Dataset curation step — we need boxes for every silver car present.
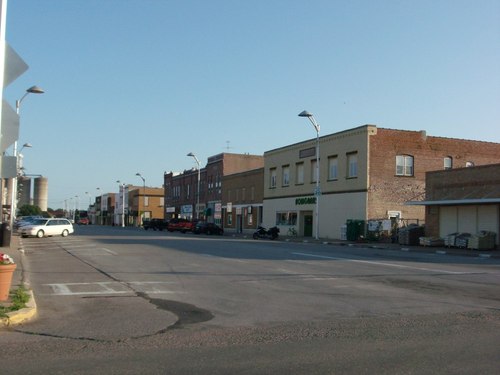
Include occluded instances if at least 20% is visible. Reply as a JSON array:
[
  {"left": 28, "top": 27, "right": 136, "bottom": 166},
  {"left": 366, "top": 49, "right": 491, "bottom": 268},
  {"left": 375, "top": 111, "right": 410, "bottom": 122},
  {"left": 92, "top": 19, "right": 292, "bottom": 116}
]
[{"left": 20, "top": 218, "right": 74, "bottom": 238}]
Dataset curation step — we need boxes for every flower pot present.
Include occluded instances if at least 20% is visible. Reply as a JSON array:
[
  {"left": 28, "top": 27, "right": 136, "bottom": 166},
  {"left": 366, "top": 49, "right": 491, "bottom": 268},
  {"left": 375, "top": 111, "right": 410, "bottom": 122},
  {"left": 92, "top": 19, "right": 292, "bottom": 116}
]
[{"left": 0, "top": 264, "right": 17, "bottom": 301}]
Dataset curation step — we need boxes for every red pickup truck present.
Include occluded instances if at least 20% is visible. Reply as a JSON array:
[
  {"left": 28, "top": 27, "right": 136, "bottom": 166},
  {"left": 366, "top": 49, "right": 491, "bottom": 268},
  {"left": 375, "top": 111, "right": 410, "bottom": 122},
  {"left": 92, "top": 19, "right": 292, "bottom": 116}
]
[{"left": 167, "top": 218, "right": 196, "bottom": 233}]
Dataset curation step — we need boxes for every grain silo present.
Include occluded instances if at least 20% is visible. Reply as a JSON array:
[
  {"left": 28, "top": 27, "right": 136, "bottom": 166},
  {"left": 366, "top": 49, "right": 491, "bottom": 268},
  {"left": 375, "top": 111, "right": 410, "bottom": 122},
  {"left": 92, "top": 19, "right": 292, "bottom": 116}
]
[
  {"left": 17, "top": 176, "right": 31, "bottom": 207},
  {"left": 33, "top": 177, "right": 48, "bottom": 211}
]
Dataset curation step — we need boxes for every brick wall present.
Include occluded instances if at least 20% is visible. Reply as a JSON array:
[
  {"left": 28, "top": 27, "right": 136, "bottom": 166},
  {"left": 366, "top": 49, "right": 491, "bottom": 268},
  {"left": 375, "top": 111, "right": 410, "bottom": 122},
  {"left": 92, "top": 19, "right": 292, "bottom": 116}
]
[
  {"left": 426, "top": 164, "right": 500, "bottom": 200},
  {"left": 368, "top": 129, "right": 500, "bottom": 222}
]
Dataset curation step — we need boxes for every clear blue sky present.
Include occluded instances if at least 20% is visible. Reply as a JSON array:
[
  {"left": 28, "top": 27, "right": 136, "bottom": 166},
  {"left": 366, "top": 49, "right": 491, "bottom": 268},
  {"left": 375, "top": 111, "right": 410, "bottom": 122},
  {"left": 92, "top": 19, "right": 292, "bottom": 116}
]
[{"left": 4, "top": 0, "right": 500, "bottom": 210}]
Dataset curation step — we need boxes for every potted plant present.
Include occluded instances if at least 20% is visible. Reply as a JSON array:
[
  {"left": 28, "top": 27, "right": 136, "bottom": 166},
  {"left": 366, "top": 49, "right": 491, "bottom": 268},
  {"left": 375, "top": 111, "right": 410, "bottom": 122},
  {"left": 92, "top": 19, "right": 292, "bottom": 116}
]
[{"left": 0, "top": 253, "right": 17, "bottom": 301}]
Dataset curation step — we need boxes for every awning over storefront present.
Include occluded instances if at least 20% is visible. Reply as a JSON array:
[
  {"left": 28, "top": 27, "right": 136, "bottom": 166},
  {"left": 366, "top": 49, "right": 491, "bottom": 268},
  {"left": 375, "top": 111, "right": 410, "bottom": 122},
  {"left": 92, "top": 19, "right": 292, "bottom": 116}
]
[{"left": 406, "top": 198, "right": 500, "bottom": 206}]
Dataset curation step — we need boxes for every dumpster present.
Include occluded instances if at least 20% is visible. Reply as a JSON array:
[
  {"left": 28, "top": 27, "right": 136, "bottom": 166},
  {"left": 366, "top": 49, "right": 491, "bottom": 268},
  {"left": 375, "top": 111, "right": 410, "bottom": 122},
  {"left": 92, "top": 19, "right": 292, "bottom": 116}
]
[{"left": 346, "top": 220, "right": 365, "bottom": 241}]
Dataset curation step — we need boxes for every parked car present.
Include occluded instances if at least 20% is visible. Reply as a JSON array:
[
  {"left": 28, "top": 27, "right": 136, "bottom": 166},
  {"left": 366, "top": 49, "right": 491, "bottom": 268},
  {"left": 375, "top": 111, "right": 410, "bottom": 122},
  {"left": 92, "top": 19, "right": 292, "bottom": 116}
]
[
  {"left": 20, "top": 218, "right": 74, "bottom": 238},
  {"left": 193, "top": 221, "right": 224, "bottom": 235},
  {"left": 167, "top": 218, "right": 196, "bottom": 233},
  {"left": 77, "top": 217, "right": 90, "bottom": 225},
  {"left": 14, "top": 216, "right": 43, "bottom": 230},
  {"left": 143, "top": 218, "right": 168, "bottom": 231}
]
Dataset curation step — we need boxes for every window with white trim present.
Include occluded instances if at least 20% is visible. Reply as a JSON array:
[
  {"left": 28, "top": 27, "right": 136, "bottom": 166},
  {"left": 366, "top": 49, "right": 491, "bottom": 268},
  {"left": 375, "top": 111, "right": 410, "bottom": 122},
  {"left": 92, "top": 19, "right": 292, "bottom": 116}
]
[
  {"left": 396, "top": 155, "right": 413, "bottom": 176},
  {"left": 270, "top": 168, "right": 277, "bottom": 188},
  {"left": 282, "top": 165, "right": 290, "bottom": 187},
  {"left": 328, "top": 155, "right": 338, "bottom": 180},
  {"left": 444, "top": 156, "right": 452, "bottom": 170},
  {"left": 311, "top": 159, "right": 318, "bottom": 183},
  {"left": 296, "top": 163, "right": 304, "bottom": 185},
  {"left": 347, "top": 152, "right": 358, "bottom": 178}
]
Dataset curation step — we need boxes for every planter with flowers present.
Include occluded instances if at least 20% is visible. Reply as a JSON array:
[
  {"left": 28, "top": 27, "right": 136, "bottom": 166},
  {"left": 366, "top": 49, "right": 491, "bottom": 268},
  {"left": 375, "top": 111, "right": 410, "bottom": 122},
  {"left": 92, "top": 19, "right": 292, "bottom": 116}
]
[{"left": 0, "top": 253, "right": 16, "bottom": 301}]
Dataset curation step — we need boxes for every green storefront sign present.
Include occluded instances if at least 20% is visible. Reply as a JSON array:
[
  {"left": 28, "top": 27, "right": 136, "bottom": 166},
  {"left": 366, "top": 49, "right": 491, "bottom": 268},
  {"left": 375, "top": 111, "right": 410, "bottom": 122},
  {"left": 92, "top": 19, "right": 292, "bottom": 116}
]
[{"left": 295, "top": 197, "right": 316, "bottom": 205}]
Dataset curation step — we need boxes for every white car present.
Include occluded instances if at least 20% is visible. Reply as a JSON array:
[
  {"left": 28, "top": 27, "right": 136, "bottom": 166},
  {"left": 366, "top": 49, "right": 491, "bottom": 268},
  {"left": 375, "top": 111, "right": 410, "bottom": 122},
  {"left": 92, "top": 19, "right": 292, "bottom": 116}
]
[{"left": 20, "top": 218, "right": 74, "bottom": 238}]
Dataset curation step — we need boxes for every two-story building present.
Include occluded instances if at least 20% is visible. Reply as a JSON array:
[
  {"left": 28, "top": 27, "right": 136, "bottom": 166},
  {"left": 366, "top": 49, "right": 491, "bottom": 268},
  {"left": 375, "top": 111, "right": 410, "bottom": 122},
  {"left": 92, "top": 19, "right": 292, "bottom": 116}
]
[
  {"left": 221, "top": 167, "right": 264, "bottom": 235},
  {"left": 164, "top": 153, "right": 264, "bottom": 225},
  {"left": 263, "top": 125, "right": 500, "bottom": 240},
  {"left": 112, "top": 185, "right": 165, "bottom": 226}
]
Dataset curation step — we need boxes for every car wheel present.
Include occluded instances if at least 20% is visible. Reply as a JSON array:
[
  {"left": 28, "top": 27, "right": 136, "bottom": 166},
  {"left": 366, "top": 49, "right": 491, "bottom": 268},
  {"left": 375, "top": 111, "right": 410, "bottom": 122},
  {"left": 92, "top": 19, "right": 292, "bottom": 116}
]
[
  {"left": 36, "top": 230, "right": 44, "bottom": 238},
  {"left": 62, "top": 229, "right": 69, "bottom": 237}
]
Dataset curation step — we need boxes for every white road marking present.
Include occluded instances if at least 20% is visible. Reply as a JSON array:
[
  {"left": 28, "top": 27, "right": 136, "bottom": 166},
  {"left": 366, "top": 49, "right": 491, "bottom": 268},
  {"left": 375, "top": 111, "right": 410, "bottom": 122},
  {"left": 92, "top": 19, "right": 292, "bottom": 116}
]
[
  {"left": 100, "top": 248, "right": 117, "bottom": 255},
  {"left": 43, "top": 281, "right": 180, "bottom": 296},
  {"left": 291, "top": 252, "right": 473, "bottom": 275}
]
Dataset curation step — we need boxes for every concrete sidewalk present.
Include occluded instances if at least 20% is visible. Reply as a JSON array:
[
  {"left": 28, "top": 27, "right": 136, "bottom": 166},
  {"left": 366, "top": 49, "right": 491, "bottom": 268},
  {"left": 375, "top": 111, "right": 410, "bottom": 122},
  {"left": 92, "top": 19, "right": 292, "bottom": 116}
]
[{"left": 0, "top": 233, "right": 37, "bottom": 328}]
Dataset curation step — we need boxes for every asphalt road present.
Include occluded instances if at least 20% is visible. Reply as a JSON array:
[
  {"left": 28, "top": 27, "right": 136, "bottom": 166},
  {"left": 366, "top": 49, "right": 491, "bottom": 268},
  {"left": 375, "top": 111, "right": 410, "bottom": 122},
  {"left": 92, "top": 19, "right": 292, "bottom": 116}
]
[{"left": 0, "top": 225, "right": 499, "bottom": 374}]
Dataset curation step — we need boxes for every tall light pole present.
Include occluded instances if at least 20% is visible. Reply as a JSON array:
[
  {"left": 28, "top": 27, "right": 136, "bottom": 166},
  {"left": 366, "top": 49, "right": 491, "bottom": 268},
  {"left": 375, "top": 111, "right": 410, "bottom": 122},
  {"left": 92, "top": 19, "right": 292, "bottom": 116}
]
[
  {"left": 74, "top": 195, "right": 79, "bottom": 223},
  {"left": 135, "top": 173, "right": 145, "bottom": 225},
  {"left": 116, "top": 181, "right": 125, "bottom": 227},
  {"left": 187, "top": 152, "right": 201, "bottom": 219},
  {"left": 10, "top": 85, "right": 44, "bottom": 228},
  {"left": 85, "top": 191, "right": 92, "bottom": 206},
  {"left": 96, "top": 187, "right": 101, "bottom": 225},
  {"left": 299, "top": 110, "right": 320, "bottom": 240},
  {"left": 69, "top": 197, "right": 74, "bottom": 222}
]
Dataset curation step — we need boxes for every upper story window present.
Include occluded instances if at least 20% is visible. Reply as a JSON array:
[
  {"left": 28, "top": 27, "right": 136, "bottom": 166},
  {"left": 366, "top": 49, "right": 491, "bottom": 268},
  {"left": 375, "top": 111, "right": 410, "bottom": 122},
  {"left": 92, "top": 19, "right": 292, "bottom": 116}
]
[
  {"left": 311, "top": 159, "right": 318, "bottom": 183},
  {"left": 347, "top": 152, "right": 358, "bottom": 178},
  {"left": 282, "top": 165, "right": 290, "bottom": 187},
  {"left": 270, "top": 168, "right": 277, "bottom": 188},
  {"left": 444, "top": 156, "right": 453, "bottom": 170},
  {"left": 296, "top": 163, "right": 304, "bottom": 185},
  {"left": 328, "top": 155, "right": 338, "bottom": 180},
  {"left": 396, "top": 155, "right": 414, "bottom": 176}
]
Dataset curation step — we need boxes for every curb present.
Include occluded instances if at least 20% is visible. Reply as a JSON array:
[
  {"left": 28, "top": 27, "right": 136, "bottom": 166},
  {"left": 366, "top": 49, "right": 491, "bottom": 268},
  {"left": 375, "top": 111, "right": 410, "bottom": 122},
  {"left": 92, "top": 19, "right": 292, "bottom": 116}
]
[
  {"left": 0, "top": 290, "right": 37, "bottom": 327},
  {"left": 234, "top": 234, "right": 500, "bottom": 259}
]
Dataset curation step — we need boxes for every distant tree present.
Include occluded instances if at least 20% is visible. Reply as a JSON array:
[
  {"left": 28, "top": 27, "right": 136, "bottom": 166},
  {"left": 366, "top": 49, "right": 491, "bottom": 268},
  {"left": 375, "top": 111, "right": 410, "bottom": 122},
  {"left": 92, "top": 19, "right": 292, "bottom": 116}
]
[{"left": 18, "top": 205, "right": 42, "bottom": 216}]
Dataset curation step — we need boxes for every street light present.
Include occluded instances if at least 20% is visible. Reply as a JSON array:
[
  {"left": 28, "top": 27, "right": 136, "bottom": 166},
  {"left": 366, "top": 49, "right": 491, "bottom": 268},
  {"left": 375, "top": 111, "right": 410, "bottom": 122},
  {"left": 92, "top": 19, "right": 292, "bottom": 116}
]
[
  {"left": 74, "top": 195, "right": 79, "bottom": 223},
  {"left": 9, "top": 85, "right": 44, "bottom": 229},
  {"left": 116, "top": 181, "right": 125, "bottom": 227},
  {"left": 96, "top": 187, "right": 101, "bottom": 225},
  {"left": 187, "top": 152, "right": 201, "bottom": 219},
  {"left": 16, "top": 86, "right": 45, "bottom": 114},
  {"left": 135, "top": 173, "right": 146, "bottom": 225},
  {"left": 298, "top": 110, "right": 320, "bottom": 240},
  {"left": 17, "top": 143, "right": 32, "bottom": 174},
  {"left": 85, "top": 191, "right": 92, "bottom": 206}
]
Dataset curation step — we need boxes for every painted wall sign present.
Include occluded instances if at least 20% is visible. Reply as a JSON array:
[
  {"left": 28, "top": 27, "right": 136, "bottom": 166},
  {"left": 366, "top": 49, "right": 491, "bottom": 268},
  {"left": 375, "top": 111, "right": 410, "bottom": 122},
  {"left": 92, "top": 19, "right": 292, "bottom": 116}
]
[{"left": 295, "top": 197, "right": 316, "bottom": 205}]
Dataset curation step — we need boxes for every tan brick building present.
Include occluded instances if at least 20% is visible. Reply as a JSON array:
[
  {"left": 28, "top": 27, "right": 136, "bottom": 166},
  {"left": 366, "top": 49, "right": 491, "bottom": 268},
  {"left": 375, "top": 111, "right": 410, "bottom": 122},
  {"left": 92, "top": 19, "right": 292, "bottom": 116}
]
[
  {"left": 127, "top": 186, "right": 165, "bottom": 226},
  {"left": 263, "top": 125, "right": 500, "bottom": 240}
]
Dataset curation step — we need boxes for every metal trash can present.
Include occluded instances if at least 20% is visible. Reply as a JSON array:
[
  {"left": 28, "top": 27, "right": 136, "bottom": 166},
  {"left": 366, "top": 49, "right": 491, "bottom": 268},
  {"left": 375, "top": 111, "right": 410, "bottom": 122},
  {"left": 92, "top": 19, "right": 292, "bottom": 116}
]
[{"left": 1, "top": 222, "right": 12, "bottom": 247}]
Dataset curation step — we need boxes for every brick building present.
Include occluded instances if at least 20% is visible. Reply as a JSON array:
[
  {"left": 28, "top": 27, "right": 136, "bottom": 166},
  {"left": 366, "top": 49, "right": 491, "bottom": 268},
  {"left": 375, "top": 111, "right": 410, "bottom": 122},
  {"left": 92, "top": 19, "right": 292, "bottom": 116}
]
[
  {"left": 164, "top": 153, "right": 264, "bottom": 225},
  {"left": 222, "top": 167, "right": 264, "bottom": 234},
  {"left": 263, "top": 125, "right": 500, "bottom": 240},
  {"left": 409, "top": 164, "right": 500, "bottom": 246}
]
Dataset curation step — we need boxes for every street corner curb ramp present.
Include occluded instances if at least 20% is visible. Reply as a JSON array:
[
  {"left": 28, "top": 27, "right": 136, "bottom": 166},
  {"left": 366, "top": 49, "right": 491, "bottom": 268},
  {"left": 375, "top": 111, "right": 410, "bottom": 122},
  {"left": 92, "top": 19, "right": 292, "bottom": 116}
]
[{"left": 0, "top": 290, "right": 37, "bottom": 327}]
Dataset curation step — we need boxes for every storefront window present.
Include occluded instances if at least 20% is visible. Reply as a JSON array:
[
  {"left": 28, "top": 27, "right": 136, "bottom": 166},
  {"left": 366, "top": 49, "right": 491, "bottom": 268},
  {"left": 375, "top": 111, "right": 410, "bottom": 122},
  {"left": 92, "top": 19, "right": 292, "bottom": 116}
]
[{"left": 275, "top": 212, "right": 297, "bottom": 226}]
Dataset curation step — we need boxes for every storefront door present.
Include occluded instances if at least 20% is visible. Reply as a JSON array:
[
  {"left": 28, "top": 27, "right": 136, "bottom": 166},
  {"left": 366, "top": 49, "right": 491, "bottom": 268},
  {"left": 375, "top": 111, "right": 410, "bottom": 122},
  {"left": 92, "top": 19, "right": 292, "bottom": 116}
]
[{"left": 304, "top": 215, "right": 313, "bottom": 237}]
